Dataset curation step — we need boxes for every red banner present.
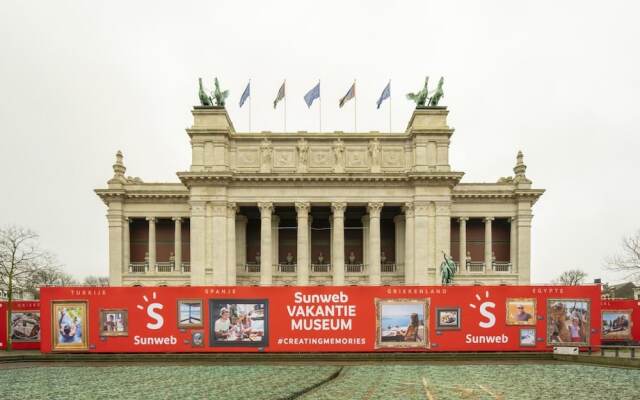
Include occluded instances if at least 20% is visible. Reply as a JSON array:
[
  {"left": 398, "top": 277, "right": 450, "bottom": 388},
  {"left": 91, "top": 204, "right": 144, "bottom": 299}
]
[
  {"left": 0, "top": 300, "right": 41, "bottom": 350},
  {"left": 39, "top": 286, "right": 601, "bottom": 353}
]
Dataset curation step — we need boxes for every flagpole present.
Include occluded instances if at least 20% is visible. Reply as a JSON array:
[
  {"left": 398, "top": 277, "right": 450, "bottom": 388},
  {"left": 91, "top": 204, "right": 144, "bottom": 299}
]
[
  {"left": 319, "top": 80, "right": 322, "bottom": 133},
  {"left": 389, "top": 79, "right": 392, "bottom": 133},
  {"left": 248, "top": 79, "right": 252, "bottom": 133},
  {"left": 354, "top": 79, "right": 357, "bottom": 132}
]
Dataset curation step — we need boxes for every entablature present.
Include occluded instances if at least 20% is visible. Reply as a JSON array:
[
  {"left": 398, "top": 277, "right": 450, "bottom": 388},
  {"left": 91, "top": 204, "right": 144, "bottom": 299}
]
[
  {"left": 95, "top": 183, "right": 188, "bottom": 205},
  {"left": 176, "top": 171, "right": 464, "bottom": 188},
  {"left": 452, "top": 183, "right": 545, "bottom": 204}
]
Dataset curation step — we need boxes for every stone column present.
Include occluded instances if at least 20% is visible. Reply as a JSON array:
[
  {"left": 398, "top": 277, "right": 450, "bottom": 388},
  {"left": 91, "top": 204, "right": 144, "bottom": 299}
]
[
  {"left": 107, "top": 204, "right": 123, "bottom": 286},
  {"left": 205, "top": 204, "right": 213, "bottom": 283},
  {"left": 361, "top": 215, "right": 369, "bottom": 268},
  {"left": 484, "top": 217, "right": 494, "bottom": 272},
  {"left": 236, "top": 215, "right": 248, "bottom": 276},
  {"left": 190, "top": 201, "right": 206, "bottom": 285},
  {"left": 368, "top": 202, "right": 383, "bottom": 285},
  {"left": 426, "top": 203, "right": 436, "bottom": 283},
  {"left": 147, "top": 217, "right": 156, "bottom": 272},
  {"left": 296, "top": 202, "right": 310, "bottom": 285},
  {"left": 123, "top": 217, "right": 130, "bottom": 274},
  {"left": 258, "top": 202, "right": 273, "bottom": 285},
  {"left": 517, "top": 211, "right": 532, "bottom": 283},
  {"left": 394, "top": 214, "right": 405, "bottom": 277},
  {"left": 173, "top": 217, "right": 182, "bottom": 272},
  {"left": 459, "top": 217, "right": 468, "bottom": 273},
  {"left": 403, "top": 203, "right": 414, "bottom": 285},
  {"left": 329, "top": 219, "right": 333, "bottom": 269},
  {"left": 272, "top": 215, "right": 280, "bottom": 271},
  {"left": 413, "top": 202, "right": 429, "bottom": 284},
  {"left": 510, "top": 217, "right": 517, "bottom": 273},
  {"left": 211, "top": 203, "right": 228, "bottom": 284},
  {"left": 331, "top": 202, "right": 347, "bottom": 285},
  {"left": 226, "top": 203, "right": 237, "bottom": 285},
  {"left": 435, "top": 202, "right": 451, "bottom": 282},
  {"left": 308, "top": 216, "right": 313, "bottom": 265}
]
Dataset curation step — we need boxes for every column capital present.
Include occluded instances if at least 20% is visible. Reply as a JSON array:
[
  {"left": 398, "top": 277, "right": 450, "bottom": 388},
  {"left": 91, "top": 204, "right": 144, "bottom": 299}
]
[
  {"left": 413, "top": 201, "right": 432, "bottom": 216},
  {"left": 458, "top": 217, "right": 469, "bottom": 222},
  {"left": 236, "top": 214, "right": 248, "bottom": 223},
  {"left": 393, "top": 214, "right": 404, "bottom": 224},
  {"left": 484, "top": 216, "right": 495, "bottom": 222},
  {"left": 402, "top": 202, "right": 415, "bottom": 218},
  {"left": 434, "top": 201, "right": 451, "bottom": 216},
  {"left": 172, "top": 217, "right": 182, "bottom": 222},
  {"left": 367, "top": 202, "right": 384, "bottom": 217},
  {"left": 295, "top": 201, "right": 310, "bottom": 215},
  {"left": 145, "top": 216, "right": 156, "bottom": 222},
  {"left": 189, "top": 201, "right": 206, "bottom": 216},
  {"left": 227, "top": 202, "right": 238, "bottom": 217},
  {"left": 210, "top": 203, "right": 228, "bottom": 217},
  {"left": 331, "top": 202, "right": 347, "bottom": 215},
  {"left": 258, "top": 202, "right": 274, "bottom": 216}
]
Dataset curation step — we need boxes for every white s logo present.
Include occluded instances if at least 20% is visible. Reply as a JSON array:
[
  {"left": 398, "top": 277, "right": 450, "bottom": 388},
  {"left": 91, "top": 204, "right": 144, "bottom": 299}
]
[
  {"left": 137, "top": 292, "right": 165, "bottom": 330},
  {"left": 479, "top": 301, "right": 496, "bottom": 328},
  {"left": 146, "top": 303, "right": 164, "bottom": 330}
]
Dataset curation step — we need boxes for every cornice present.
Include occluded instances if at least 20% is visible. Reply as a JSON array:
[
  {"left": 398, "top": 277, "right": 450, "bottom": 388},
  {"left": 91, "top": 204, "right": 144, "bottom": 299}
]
[
  {"left": 176, "top": 171, "right": 464, "bottom": 187},
  {"left": 452, "top": 187, "right": 545, "bottom": 204},
  {"left": 95, "top": 188, "right": 189, "bottom": 204}
]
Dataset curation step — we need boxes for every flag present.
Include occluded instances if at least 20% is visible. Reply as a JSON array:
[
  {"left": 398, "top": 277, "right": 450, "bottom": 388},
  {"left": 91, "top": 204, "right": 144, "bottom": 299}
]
[
  {"left": 239, "top": 81, "right": 250, "bottom": 108},
  {"left": 376, "top": 81, "right": 391, "bottom": 109},
  {"left": 304, "top": 82, "right": 320, "bottom": 108},
  {"left": 339, "top": 82, "right": 356, "bottom": 108},
  {"left": 273, "top": 81, "right": 285, "bottom": 109}
]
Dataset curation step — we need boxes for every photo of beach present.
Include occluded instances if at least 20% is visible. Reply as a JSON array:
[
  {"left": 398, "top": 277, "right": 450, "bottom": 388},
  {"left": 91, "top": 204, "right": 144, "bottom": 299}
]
[{"left": 375, "top": 299, "right": 429, "bottom": 349}]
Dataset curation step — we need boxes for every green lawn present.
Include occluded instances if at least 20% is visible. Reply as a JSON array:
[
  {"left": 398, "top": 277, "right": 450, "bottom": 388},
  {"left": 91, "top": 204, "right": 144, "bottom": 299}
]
[
  {"left": 303, "top": 364, "right": 640, "bottom": 399},
  {"left": 0, "top": 365, "right": 339, "bottom": 400},
  {"left": 1, "top": 363, "right": 639, "bottom": 399}
]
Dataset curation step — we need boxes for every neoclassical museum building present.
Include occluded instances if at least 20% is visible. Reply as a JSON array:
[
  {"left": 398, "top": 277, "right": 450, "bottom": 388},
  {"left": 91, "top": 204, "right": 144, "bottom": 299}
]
[{"left": 96, "top": 106, "right": 544, "bottom": 287}]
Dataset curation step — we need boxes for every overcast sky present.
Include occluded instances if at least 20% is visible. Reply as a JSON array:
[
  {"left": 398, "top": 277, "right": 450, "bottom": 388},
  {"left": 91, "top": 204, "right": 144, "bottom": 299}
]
[{"left": 1, "top": 1, "right": 638, "bottom": 284}]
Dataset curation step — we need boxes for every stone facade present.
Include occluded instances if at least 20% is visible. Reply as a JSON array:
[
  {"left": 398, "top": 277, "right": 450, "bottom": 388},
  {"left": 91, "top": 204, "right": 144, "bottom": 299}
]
[{"left": 96, "top": 106, "right": 544, "bottom": 287}]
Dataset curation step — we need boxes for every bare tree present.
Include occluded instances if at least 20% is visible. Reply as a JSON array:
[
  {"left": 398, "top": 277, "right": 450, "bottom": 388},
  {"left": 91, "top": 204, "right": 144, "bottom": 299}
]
[
  {"left": 0, "top": 226, "right": 58, "bottom": 351},
  {"left": 27, "top": 265, "right": 78, "bottom": 297},
  {"left": 83, "top": 276, "right": 109, "bottom": 287},
  {"left": 605, "top": 229, "right": 640, "bottom": 283},
  {"left": 553, "top": 269, "right": 588, "bottom": 286}
]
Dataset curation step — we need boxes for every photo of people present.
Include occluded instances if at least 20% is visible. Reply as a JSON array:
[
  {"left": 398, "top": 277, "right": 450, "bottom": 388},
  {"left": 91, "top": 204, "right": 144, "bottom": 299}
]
[
  {"left": 602, "top": 310, "right": 632, "bottom": 341},
  {"left": 52, "top": 301, "right": 88, "bottom": 351},
  {"left": 520, "top": 328, "right": 536, "bottom": 347},
  {"left": 506, "top": 298, "right": 536, "bottom": 325},
  {"left": 209, "top": 300, "right": 268, "bottom": 347},
  {"left": 375, "top": 298, "right": 429, "bottom": 349},
  {"left": 436, "top": 307, "right": 460, "bottom": 330},
  {"left": 178, "top": 299, "right": 203, "bottom": 328},
  {"left": 547, "top": 299, "right": 590, "bottom": 346},
  {"left": 191, "top": 331, "right": 204, "bottom": 347},
  {"left": 99, "top": 309, "right": 128, "bottom": 336},
  {"left": 10, "top": 312, "right": 40, "bottom": 342}
]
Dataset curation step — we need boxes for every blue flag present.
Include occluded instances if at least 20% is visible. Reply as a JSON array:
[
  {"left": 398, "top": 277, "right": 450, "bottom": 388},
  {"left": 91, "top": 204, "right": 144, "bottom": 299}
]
[
  {"left": 376, "top": 81, "right": 391, "bottom": 109},
  {"left": 239, "top": 81, "right": 250, "bottom": 108},
  {"left": 304, "top": 82, "right": 320, "bottom": 108}
]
